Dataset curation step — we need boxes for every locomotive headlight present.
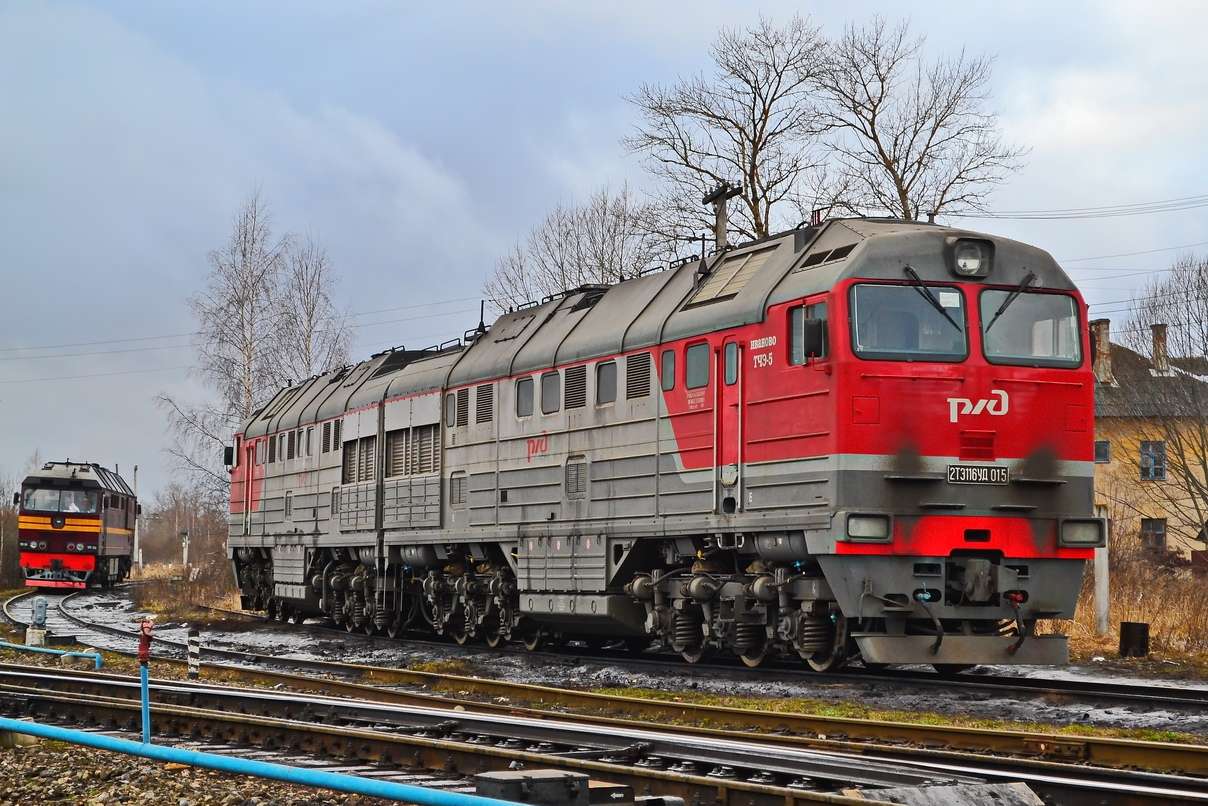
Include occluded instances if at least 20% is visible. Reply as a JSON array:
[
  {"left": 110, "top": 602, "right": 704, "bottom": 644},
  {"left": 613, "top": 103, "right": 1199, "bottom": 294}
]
[
  {"left": 1060, "top": 519, "right": 1106, "bottom": 547},
  {"left": 948, "top": 238, "right": 993, "bottom": 278},
  {"left": 847, "top": 513, "right": 891, "bottom": 541}
]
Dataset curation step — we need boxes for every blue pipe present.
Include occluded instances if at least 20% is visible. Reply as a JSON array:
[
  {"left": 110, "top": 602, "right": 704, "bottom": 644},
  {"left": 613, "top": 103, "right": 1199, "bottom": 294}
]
[
  {"left": 0, "top": 641, "right": 102, "bottom": 670},
  {"left": 0, "top": 717, "right": 527, "bottom": 806},
  {"left": 139, "top": 664, "right": 150, "bottom": 744}
]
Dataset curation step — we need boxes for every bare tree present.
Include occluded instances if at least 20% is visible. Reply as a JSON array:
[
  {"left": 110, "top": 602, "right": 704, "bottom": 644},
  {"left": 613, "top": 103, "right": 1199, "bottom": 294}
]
[
  {"left": 276, "top": 236, "right": 351, "bottom": 383},
  {"left": 483, "top": 185, "right": 673, "bottom": 312},
  {"left": 626, "top": 15, "right": 831, "bottom": 243},
  {"left": 1104, "top": 255, "right": 1208, "bottom": 554},
  {"left": 817, "top": 17, "right": 1024, "bottom": 221},
  {"left": 159, "top": 193, "right": 350, "bottom": 503}
]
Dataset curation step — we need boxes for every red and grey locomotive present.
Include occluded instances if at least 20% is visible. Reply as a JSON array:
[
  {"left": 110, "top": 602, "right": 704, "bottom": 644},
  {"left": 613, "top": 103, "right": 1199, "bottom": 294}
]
[
  {"left": 227, "top": 217, "right": 1104, "bottom": 670},
  {"left": 16, "top": 461, "right": 137, "bottom": 589}
]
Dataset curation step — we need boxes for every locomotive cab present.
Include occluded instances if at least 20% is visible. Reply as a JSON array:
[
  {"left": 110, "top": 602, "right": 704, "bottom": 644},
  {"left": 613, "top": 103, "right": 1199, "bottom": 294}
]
[{"left": 16, "top": 462, "right": 136, "bottom": 589}]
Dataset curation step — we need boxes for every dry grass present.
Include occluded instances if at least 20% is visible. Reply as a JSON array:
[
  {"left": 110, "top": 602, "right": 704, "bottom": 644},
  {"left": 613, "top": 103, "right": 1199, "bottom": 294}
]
[{"left": 1044, "top": 531, "right": 1208, "bottom": 671}]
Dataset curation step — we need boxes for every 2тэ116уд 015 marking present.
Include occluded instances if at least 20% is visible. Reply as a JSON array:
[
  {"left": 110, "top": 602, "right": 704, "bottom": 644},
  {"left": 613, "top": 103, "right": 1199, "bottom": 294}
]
[{"left": 225, "top": 216, "right": 1105, "bottom": 673}]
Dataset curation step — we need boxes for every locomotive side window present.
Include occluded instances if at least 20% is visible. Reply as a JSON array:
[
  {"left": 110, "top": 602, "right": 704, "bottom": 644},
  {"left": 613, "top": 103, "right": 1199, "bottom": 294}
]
[
  {"left": 306, "top": 427, "right": 313, "bottom": 457},
  {"left": 788, "top": 302, "right": 828, "bottom": 365},
  {"left": 723, "top": 342, "right": 738, "bottom": 385},
  {"left": 287, "top": 431, "right": 296, "bottom": 460},
  {"left": 268, "top": 436, "right": 277, "bottom": 464},
  {"left": 850, "top": 284, "right": 967, "bottom": 362},
  {"left": 516, "top": 377, "right": 534, "bottom": 417},
  {"left": 596, "top": 361, "right": 617, "bottom": 405},
  {"left": 661, "top": 350, "right": 676, "bottom": 391},
  {"left": 541, "top": 371, "right": 561, "bottom": 414},
  {"left": 445, "top": 393, "right": 457, "bottom": 427},
  {"left": 979, "top": 290, "right": 1081, "bottom": 368},
  {"left": 687, "top": 343, "right": 710, "bottom": 389}
]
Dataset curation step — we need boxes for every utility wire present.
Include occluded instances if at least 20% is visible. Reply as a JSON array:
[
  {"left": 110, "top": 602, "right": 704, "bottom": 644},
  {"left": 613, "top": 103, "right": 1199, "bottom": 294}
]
[{"left": 0, "top": 365, "right": 194, "bottom": 385}]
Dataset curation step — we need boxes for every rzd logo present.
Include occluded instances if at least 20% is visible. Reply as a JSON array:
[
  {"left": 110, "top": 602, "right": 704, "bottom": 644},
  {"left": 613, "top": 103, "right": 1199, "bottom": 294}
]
[{"left": 946, "top": 389, "right": 1008, "bottom": 423}]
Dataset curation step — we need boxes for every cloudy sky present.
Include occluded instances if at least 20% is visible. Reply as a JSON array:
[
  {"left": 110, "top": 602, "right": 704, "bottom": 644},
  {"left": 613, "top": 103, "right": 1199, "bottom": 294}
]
[{"left": 1, "top": 1, "right": 1205, "bottom": 496}]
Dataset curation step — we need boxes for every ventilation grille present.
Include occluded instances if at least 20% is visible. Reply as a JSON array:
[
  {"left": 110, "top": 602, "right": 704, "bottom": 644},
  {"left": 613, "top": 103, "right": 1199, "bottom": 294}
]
[
  {"left": 476, "top": 384, "right": 494, "bottom": 423},
  {"left": 412, "top": 424, "right": 440, "bottom": 475},
  {"left": 565, "top": 365, "right": 587, "bottom": 409},
  {"left": 322, "top": 422, "right": 332, "bottom": 454},
  {"left": 626, "top": 353, "right": 651, "bottom": 399},
  {"left": 386, "top": 429, "right": 409, "bottom": 477},
  {"left": 688, "top": 246, "right": 777, "bottom": 305},
  {"left": 332, "top": 420, "right": 342, "bottom": 451},
  {"left": 959, "top": 430, "right": 996, "bottom": 461},
  {"left": 799, "top": 243, "right": 857, "bottom": 270},
  {"left": 456, "top": 388, "right": 470, "bottom": 427},
  {"left": 450, "top": 473, "right": 467, "bottom": 507},
  {"left": 566, "top": 458, "right": 587, "bottom": 499}
]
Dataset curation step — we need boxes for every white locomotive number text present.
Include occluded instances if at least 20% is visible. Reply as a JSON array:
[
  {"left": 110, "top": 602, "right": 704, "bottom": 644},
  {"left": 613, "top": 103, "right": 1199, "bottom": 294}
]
[{"left": 752, "top": 352, "right": 774, "bottom": 369}]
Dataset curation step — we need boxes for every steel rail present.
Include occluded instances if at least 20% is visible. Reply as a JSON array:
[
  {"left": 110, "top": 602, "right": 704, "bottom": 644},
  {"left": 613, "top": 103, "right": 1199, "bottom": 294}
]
[
  {"left": 197, "top": 599, "right": 1208, "bottom": 711},
  {"left": 0, "top": 680, "right": 896, "bottom": 806},
  {"left": 8, "top": 591, "right": 1208, "bottom": 777},
  {"left": 1, "top": 667, "right": 1205, "bottom": 804}
]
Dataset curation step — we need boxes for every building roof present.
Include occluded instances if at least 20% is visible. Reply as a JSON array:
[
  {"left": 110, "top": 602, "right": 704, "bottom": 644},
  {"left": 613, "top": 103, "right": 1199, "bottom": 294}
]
[{"left": 1096, "top": 342, "right": 1208, "bottom": 418}]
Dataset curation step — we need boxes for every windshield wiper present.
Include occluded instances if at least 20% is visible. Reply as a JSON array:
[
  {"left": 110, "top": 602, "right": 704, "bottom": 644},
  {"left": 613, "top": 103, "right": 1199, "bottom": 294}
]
[
  {"left": 903, "top": 265, "right": 962, "bottom": 332},
  {"left": 984, "top": 271, "right": 1037, "bottom": 332}
]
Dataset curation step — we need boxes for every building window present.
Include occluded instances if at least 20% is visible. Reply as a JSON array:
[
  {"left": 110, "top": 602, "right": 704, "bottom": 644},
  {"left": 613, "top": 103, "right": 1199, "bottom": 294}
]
[
  {"left": 1140, "top": 440, "right": 1166, "bottom": 481},
  {"left": 516, "top": 377, "right": 534, "bottom": 417},
  {"left": 686, "top": 343, "right": 710, "bottom": 389},
  {"left": 1094, "top": 440, "right": 1111, "bottom": 464},
  {"left": 1140, "top": 518, "right": 1167, "bottom": 550},
  {"left": 661, "top": 349, "right": 676, "bottom": 391},
  {"left": 596, "top": 361, "right": 616, "bottom": 405}
]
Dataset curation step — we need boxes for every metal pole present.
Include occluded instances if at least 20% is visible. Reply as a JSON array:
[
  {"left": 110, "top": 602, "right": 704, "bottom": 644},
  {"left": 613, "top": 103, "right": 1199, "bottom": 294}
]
[
  {"left": 138, "top": 619, "right": 153, "bottom": 743},
  {"left": 1094, "top": 545, "right": 1110, "bottom": 637},
  {"left": 132, "top": 464, "right": 140, "bottom": 574}
]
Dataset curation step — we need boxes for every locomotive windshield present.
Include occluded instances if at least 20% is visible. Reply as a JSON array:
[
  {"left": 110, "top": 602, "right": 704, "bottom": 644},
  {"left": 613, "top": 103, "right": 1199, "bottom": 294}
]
[
  {"left": 979, "top": 290, "right": 1081, "bottom": 367},
  {"left": 850, "top": 283, "right": 967, "bottom": 361},
  {"left": 21, "top": 488, "right": 98, "bottom": 514}
]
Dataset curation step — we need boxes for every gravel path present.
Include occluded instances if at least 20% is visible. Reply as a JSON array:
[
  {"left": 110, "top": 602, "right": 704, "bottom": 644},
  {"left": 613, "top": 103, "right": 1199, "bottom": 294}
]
[{"left": 0, "top": 739, "right": 394, "bottom": 806}]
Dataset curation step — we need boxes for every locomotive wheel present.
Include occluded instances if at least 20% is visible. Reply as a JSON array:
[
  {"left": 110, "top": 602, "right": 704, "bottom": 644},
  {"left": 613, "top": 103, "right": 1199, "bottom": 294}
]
[
  {"left": 450, "top": 628, "right": 470, "bottom": 646},
  {"left": 291, "top": 609, "right": 307, "bottom": 625},
  {"left": 362, "top": 620, "right": 377, "bottom": 636},
  {"left": 276, "top": 603, "right": 292, "bottom": 623},
  {"left": 522, "top": 628, "right": 545, "bottom": 652},
  {"left": 738, "top": 644, "right": 770, "bottom": 668},
  {"left": 803, "top": 614, "right": 849, "bottom": 673},
  {"left": 385, "top": 618, "right": 404, "bottom": 639},
  {"left": 266, "top": 598, "right": 280, "bottom": 621},
  {"left": 484, "top": 627, "right": 507, "bottom": 649},
  {"left": 344, "top": 618, "right": 358, "bottom": 634},
  {"left": 680, "top": 645, "right": 707, "bottom": 664}
]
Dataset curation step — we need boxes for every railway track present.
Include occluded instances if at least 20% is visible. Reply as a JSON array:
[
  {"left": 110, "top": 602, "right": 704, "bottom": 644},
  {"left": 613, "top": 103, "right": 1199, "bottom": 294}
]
[
  {"left": 194, "top": 597, "right": 1208, "bottom": 713},
  {"left": 1, "top": 664, "right": 1206, "bottom": 804},
  {"left": 4, "top": 589, "right": 1208, "bottom": 783},
  {"left": 15, "top": 588, "right": 1208, "bottom": 716}
]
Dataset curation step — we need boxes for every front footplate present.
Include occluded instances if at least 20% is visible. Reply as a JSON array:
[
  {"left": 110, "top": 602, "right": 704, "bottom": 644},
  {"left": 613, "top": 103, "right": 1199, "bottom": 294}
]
[{"left": 853, "top": 634, "right": 1068, "bottom": 665}]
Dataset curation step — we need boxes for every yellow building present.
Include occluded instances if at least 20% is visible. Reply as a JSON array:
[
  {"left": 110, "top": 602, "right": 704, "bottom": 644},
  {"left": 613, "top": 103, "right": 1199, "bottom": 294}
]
[{"left": 1091, "top": 319, "right": 1208, "bottom": 566}]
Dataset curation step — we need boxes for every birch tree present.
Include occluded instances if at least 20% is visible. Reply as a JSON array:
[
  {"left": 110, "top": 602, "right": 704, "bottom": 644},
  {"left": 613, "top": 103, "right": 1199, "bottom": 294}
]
[{"left": 160, "top": 193, "right": 350, "bottom": 502}]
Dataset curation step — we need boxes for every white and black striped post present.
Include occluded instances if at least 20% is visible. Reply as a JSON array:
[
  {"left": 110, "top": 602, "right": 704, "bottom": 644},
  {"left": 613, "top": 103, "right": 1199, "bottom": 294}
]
[{"left": 186, "top": 629, "right": 200, "bottom": 679}]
